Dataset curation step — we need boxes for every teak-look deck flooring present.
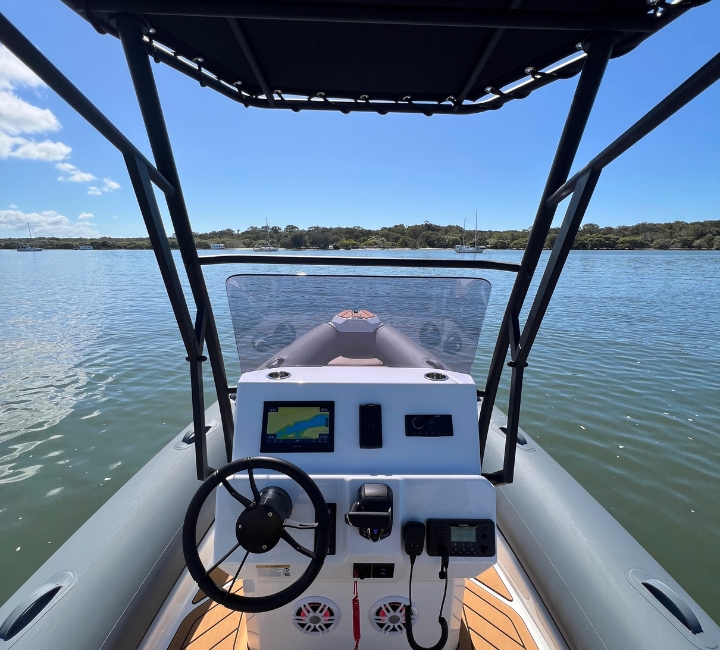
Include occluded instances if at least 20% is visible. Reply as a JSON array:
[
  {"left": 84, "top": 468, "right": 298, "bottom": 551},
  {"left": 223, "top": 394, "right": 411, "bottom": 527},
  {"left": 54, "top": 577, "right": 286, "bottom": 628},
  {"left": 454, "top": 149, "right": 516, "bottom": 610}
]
[{"left": 168, "top": 567, "right": 538, "bottom": 650}]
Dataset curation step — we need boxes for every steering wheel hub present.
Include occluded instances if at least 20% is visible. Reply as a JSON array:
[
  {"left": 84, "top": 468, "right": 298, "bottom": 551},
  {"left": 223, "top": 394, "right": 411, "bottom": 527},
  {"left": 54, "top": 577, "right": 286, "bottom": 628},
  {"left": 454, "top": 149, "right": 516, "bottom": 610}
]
[{"left": 236, "top": 504, "right": 283, "bottom": 553}]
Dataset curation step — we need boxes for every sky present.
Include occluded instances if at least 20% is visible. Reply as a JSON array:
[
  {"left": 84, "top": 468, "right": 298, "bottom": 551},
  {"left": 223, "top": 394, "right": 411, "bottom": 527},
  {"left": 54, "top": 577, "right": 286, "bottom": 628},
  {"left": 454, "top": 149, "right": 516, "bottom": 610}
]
[{"left": 0, "top": 1, "right": 718, "bottom": 238}]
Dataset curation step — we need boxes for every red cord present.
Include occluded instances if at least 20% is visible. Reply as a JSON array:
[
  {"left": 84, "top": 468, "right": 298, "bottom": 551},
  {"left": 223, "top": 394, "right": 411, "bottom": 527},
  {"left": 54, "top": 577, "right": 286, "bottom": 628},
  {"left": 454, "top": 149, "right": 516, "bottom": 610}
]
[{"left": 352, "top": 579, "right": 361, "bottom": 650}]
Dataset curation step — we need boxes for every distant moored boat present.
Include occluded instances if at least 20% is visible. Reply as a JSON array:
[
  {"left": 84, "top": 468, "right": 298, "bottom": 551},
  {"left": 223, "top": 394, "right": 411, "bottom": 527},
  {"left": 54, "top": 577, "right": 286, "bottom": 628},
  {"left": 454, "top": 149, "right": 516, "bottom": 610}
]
[
  {"left": 455, "top": 209, "right": 486, "bottom": 253},
  {"left": 16, "top": 223, "right": 43, "bottom": 252}
]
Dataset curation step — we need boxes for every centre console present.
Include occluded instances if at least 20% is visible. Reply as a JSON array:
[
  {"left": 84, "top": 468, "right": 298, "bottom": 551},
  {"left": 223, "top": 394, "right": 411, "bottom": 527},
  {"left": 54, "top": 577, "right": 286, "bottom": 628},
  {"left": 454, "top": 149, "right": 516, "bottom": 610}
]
[{"left": 214, "top": 366, "right": 496, "bottom": 650}]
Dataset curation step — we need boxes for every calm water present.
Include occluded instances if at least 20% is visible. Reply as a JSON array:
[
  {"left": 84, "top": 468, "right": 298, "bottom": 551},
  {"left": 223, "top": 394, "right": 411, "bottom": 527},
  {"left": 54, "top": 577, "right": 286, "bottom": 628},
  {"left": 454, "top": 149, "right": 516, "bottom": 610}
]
[{"left": 1, "top": 248, "right": 719, "bottom": 621}]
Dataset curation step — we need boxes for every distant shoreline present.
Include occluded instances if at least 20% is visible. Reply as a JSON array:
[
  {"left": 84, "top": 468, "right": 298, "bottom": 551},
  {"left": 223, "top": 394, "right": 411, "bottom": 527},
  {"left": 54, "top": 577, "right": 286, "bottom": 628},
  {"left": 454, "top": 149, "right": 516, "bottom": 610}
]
[
  {"left": 3, "top": 218, "right": 719, "bottom": 251},
  {"left": 3, "top": 245, "right": 719, "bottom": 253}
]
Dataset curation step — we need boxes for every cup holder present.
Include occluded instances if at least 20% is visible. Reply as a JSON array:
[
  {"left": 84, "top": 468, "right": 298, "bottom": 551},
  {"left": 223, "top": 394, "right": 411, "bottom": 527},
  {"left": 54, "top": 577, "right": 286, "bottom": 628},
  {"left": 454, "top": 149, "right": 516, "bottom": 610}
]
[{"left": 424, "top": 372, "right": 448, "bottom": 381}]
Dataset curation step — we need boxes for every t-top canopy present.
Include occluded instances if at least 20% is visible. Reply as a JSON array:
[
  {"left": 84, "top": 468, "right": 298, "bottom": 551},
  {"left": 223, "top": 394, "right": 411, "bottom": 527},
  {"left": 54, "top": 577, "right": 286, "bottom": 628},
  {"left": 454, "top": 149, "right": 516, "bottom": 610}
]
[{"left": 67, "top": 0, "right": 696, "bottom": 115}]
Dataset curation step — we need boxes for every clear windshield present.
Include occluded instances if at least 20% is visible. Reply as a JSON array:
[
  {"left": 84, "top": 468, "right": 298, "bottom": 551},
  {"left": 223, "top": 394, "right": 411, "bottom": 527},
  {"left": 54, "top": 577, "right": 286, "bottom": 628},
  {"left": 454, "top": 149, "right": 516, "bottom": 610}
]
[{"left": 225, "top": 275, "right": 491, "bottom": 374}]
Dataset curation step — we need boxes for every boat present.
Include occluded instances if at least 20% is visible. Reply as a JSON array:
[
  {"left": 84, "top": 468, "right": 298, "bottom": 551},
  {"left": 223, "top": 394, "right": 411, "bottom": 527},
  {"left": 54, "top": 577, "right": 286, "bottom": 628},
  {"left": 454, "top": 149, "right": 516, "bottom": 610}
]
[
  {"left": 1, "top": 4, "right": 719, "bottom": 650},
  {"left": 254, "top": 220, "right": 279, "bottom": 252},
  {"left": 210, "top": 243, "right": 226, "bottom": 250},
  {"left": 454, "top": 211, "right": 486, "bottom": 254},
  {"left": 15, "top": 223, "right": 43, "bottom": 252},
  {"left": 74, "top": 245, "right": 93, "bottom": 250}
]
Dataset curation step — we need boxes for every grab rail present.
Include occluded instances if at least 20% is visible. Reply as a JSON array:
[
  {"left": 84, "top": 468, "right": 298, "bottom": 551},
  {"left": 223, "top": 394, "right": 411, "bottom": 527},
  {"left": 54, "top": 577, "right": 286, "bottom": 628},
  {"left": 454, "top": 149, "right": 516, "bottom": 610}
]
[{"left": 642, "top": 579, "right": 703, "bottom": 635}]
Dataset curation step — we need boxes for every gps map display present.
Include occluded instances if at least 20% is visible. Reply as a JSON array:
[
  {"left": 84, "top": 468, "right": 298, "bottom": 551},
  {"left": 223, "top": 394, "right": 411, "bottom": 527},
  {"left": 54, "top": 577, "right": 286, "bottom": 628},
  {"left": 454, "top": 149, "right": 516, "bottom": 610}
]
[{"left": 261, "top": 402, "right": 334, "bottom": 452}]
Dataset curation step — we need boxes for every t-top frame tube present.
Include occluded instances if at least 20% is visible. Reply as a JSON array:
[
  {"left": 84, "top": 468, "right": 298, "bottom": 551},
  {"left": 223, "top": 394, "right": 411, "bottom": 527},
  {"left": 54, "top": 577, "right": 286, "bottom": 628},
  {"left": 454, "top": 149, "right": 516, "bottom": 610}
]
[{"left": 478, "top": 33, "right": 618, "bottom": 485}]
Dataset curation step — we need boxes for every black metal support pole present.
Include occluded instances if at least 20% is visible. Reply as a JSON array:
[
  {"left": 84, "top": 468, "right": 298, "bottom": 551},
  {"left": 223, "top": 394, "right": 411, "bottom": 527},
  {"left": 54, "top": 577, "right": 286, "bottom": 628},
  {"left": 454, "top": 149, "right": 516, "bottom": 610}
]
[
  {"left": 484, "top": 169, "right": 601, "bottom": 485},
  {"left": 548, "top": 50, "right": 720, "bottom": 206},
  {"left": 124, "top": 153, "right": 213, "bottom": 480},
  {"left": 124, "top": 153, "right": 198, "bottom": 358},
  {"left": 517, "top": 169, "right": 602, "bottom": 364},
  {"left": 189, "top": 352, "right": 211, "bottom": 480},
  {"left": 479, "top": 33, "right": 618, "bottom": 474},
  {"left": 228, "top": 18, "right": 275, "bottom": 106},
  {"left": 454, "top": 0, "right": 523, "bottom": 110},
  {"left": 116, "top": 15, "right": 235, "bottom": 465}
]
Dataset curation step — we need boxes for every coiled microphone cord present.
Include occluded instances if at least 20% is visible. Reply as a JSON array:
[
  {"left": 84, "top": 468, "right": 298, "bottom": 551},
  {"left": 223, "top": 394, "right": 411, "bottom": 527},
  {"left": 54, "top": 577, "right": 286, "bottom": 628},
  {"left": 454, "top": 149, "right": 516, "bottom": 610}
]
[{"left": 404, "top": 551, "right": 449, "bottom": 650}]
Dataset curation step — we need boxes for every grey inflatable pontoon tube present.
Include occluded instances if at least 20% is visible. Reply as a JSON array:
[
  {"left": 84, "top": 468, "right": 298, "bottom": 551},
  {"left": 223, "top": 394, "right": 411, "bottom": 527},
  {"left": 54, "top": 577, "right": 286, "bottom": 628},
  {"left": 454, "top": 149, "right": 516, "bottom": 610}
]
[
  {"left": 484, "top": 405, "right": 720, "bottom": 650},
  {"left": 0, "top": 403, "right": 227, "bottom": 650}
]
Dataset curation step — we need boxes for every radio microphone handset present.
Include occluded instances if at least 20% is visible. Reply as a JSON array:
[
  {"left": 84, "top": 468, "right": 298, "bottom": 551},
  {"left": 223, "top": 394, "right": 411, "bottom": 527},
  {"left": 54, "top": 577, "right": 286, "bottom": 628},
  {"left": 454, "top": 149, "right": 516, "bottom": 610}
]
[{"left": 402, "top": 521, "right": 449, "bottom": 650}]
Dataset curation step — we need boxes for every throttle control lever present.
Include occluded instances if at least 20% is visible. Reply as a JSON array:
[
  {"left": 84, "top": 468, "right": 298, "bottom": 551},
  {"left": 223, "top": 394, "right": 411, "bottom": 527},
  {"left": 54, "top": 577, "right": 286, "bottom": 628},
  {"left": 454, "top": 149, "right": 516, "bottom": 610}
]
[{"left": 345, "top": 483, "right": 393, "bottom": 542}]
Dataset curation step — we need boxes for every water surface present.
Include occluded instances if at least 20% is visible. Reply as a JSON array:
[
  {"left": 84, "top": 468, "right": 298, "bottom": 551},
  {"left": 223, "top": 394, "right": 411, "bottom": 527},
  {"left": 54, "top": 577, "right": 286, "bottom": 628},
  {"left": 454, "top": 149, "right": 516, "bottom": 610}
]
[{"left": 1, "top": 248, "right": 718, "bottom": 621}]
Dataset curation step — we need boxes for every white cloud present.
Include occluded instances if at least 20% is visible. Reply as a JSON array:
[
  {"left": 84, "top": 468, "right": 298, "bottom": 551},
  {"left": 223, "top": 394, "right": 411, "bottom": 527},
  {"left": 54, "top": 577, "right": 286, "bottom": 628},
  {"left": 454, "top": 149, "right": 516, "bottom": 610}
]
[
  {"left": 8, "top": 203, "right": 17, "bottom": 208},
  {"left": 0, "top": 46, "right": 70, "bottom": 165},
  {"left": 56, "top": 162, "right": 96, "bottom": 182},
  {"left": 0, "top": 47, "right": 117, "bottom": 200},
  {"left": 87, "top": 178, "right": 120, "bottom": 195},
  {"left": 0, "top": 46, "right": 45, "bottom": 90},
  {"left": 102, "top": 178, "right": 120, "bottom": 192},
  {"left": 77, "top": 212, "right": 94, "bottom": 220},
  {"left": 0, "top": 208, "right": 100, "bottom": 237},
  {"left": 0, "top": 132, "right": 71, "bottom": 161},
  {"left": 0, "top": 89, "right": 60, "bottom": 135}
]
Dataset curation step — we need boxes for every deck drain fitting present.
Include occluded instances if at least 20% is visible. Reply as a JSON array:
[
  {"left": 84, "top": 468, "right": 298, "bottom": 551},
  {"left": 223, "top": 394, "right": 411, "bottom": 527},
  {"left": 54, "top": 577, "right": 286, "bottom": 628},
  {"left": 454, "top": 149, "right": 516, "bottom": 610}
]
[
  {"left": 424, "top": 372, "right": 448, "bottom": 381},
  {"left": 292, "top": 597, "right": 340, "bottom": 635},
  {"left": 267, "top": 371, "right": 291, "bottom": 380},
  {"left": 370, "top": 596, "right": 418, "bottom": 635}
]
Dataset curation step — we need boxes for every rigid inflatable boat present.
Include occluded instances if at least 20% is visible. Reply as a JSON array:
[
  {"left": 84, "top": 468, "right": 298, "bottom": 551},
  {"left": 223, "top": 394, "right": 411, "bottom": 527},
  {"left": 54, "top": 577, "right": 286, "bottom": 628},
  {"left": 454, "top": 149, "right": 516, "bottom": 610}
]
[{"left": 1, "top": 3, "right": 719, "bottom": 650}]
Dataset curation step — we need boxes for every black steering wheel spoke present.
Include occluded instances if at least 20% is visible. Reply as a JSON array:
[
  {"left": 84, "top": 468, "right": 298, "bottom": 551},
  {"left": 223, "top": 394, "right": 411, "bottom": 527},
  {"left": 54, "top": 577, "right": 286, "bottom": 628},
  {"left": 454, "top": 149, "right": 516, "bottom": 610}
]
[
  {"left": 247, "top": 466, "right": 261, "bottom": 502},
  {"left": 284, "top": 519, "right": 318, "bottom": 530},
  {"left": 280, "top": 530, "right": 317, "bottom": 560},
  {"left": 200, "top": 540, "right": 243, "bottom": 581},
  {"left": 220, "top": 477, "right": 252, "bottom": 508}
]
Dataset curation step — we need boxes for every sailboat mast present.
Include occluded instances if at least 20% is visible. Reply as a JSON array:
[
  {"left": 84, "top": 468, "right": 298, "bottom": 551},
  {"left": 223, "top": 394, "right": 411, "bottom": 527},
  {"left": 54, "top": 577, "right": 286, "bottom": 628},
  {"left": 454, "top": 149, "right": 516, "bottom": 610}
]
[{"left": 474, "top": 209, "right": 477, "bottom": 248}]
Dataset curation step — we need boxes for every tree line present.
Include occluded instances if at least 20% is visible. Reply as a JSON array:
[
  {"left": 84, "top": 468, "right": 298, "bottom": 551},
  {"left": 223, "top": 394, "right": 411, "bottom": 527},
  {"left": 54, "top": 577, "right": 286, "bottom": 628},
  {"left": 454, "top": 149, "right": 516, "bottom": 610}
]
[{"left": 3, "top": 219, "right": 719, "bottom": 250}]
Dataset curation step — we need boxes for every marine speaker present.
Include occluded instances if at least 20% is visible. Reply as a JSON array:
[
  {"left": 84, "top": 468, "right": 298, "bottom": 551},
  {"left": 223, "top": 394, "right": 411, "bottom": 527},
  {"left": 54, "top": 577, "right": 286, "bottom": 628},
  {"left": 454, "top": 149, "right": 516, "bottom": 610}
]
[
  {"left": 292, "top": 597, "right": 340, "bottom": 635},
  {"left": 370, "top": 596, "right": 418, "bottom": 635}
]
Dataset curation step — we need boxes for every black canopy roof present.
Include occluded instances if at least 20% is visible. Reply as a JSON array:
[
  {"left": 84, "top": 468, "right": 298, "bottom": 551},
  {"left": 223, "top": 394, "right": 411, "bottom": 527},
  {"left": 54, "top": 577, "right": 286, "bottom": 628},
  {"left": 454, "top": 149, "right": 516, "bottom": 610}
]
[{"left": 68, "top": 1, "right": 701, "bottom": 114}]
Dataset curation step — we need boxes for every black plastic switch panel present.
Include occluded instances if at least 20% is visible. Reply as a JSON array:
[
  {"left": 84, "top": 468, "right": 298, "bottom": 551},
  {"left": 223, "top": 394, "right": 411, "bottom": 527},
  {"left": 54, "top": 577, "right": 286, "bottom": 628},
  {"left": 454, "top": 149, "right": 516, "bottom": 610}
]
[
  {"left": 359, "top": 404, "right": 383, "bottom": 448},
  {"left": 371, "top": 564, "right": 395, "bottom": 579},
  {"left": 352, "top": 563, "right": 395, "bottom": 579},
  {"left": 353, "top": 563, "right": 372, "bottom": 580}
]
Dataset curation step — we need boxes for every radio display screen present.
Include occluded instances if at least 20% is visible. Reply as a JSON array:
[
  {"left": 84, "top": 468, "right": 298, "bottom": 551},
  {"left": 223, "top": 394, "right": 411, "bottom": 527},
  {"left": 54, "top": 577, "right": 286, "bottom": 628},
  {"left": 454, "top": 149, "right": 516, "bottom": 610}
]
[
  {"left": 261, "top": 402, "right": 334, "bottom": 453},
  {"left": 450, "top": 525, "right": 477, "bottom": 543}
]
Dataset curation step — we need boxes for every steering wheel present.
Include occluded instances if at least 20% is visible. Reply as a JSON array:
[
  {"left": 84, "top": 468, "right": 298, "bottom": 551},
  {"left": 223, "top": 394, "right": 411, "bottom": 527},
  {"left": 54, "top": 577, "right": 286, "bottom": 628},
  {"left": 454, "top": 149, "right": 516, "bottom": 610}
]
[{"left": 182, "top": 456, "right": 331, "bottom": 613}]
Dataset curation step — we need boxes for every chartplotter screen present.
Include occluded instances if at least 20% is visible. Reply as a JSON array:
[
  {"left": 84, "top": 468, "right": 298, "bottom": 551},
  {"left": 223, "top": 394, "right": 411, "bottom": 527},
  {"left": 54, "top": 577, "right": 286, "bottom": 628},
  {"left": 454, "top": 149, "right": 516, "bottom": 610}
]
[{"left": 261, "top": 402, "right": 334, "bottom": 453}]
